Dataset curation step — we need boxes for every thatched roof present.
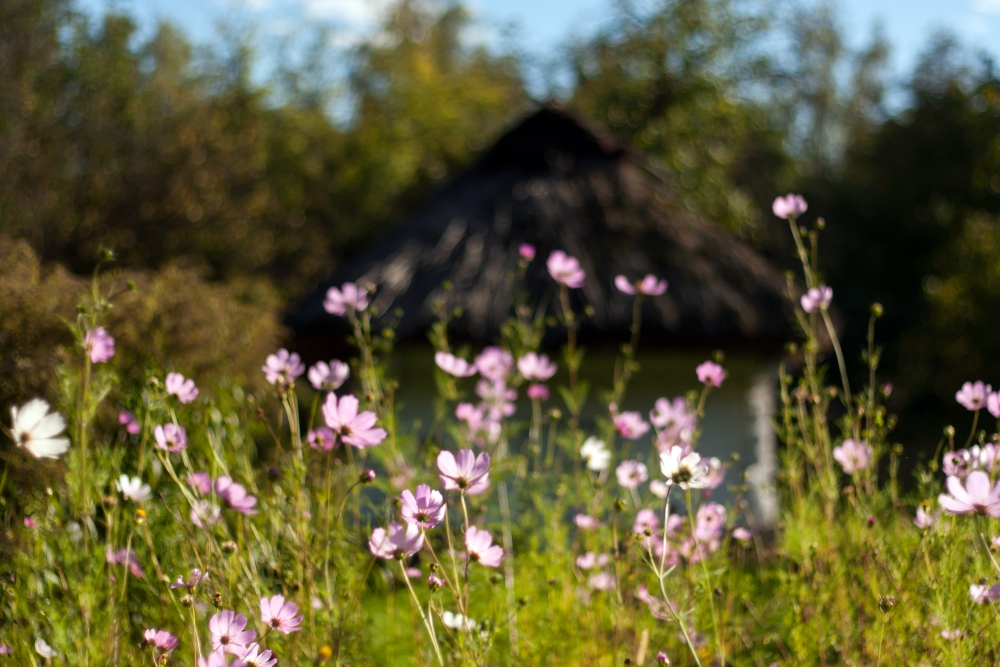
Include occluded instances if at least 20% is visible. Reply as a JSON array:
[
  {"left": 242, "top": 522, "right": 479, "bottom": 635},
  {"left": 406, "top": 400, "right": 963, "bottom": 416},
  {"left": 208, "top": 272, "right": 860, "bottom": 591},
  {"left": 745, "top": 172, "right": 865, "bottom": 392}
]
[{"left": 289, "top": 105, "right": 793, "bottom": 354}]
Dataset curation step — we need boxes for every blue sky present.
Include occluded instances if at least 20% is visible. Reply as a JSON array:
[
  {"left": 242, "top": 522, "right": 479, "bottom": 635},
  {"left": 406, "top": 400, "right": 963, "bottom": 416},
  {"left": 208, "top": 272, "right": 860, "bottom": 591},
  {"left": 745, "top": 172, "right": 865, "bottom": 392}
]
[{"left": 79, "top": 0, "right": 1000, "bottom": 82}]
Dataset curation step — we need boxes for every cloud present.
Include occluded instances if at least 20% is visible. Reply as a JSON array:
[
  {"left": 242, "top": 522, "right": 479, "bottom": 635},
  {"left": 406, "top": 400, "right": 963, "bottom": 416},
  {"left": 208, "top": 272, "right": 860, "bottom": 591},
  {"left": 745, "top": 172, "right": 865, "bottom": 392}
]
[
  {"left": 971, "top": 0, "right": 1000, "bottom": 15},
  {"left": 300, "top": 0, "right": 388, "bottom": 26}
]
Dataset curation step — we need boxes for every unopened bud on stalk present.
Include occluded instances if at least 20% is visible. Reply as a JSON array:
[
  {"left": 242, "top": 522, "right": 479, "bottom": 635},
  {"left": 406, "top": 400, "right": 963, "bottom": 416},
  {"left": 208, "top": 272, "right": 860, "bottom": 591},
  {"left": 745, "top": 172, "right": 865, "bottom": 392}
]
[
  {"left": 871, "top": 302, "right": 884, "bottom": 317},
  {"left": 656, "top": 651, "right": 671, "bottom": 665},
  {"left": 427, "top": 575, "right": 444, "bottom": 591},
  {"left": 181, "top": 594, "right": 194, "bottom": 607},
  {"left": 360, "top": 469, "right": 376, "bottom": 483},
  {"left": 221, "top": 540, "right": 237, "bottom": 554},
  {"left": 879, "top": 595, "right": 896, "bottom": 613},
  {"left": 816, "top": 217, "right": 826, "bottom": 230},
  {"left": 103, "top": 495, "right": 118, "bottom": 508},
  {"left": 211, "top": 591, "right": 223, "bottom": 608},
  {"left": 584, "top": 305, "right": 596, "bottom": 318},
  {"left": 615, "top": 499, "right": 627, "bottom": 511},
  {"left": 944, "top": 425, "right": 956, "bottom": 439}
]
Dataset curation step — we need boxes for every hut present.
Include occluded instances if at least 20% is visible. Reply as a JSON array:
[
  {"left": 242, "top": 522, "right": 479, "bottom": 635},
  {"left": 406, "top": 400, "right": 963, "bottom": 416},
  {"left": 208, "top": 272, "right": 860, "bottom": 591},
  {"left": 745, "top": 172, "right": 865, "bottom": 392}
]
[{"left": 288, "top": 104, "right": 794, "bottom": 525}]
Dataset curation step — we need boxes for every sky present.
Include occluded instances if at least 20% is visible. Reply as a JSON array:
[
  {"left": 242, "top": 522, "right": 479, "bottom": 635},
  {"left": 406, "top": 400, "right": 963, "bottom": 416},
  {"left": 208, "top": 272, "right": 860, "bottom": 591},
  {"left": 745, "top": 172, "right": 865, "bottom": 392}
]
[{"left": 79, "top": 0, "right": 1000, "bottom": 86}]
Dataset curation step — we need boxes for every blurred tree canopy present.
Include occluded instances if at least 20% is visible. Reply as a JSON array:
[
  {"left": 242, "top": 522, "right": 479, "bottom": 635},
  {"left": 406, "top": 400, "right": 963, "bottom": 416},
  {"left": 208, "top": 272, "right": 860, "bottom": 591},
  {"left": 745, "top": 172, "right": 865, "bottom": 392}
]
[{"left": 2, "top": 0, "right": 1000, "bottom": 455}]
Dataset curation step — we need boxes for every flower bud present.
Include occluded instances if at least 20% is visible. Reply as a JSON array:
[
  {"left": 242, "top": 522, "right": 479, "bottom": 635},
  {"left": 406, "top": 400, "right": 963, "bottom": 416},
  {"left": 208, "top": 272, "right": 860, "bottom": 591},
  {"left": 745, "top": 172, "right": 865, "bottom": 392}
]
[
  {"left": 871, "top": 302, "right": 884, "bottom": 318},
  {"left": 211, "top": 591, "right": 223, "bottom": 608},
  {"left": 944, "top": 425, "right": 955, "bottom": 439},
  {"left": 220, "top": 540, "right": 237, "bottom": 554},
  {"left": 360, "top": 469, "right": 377, "bottom": 483},
  {"left": 656, "top": 652, "right": 670, "bottom": 665},
  {"left": 180, "top": 594, "right": 194, "bottom": 607},
  {"left": 879, "top": 595, "right": 896, "bottom": 613},
  {"left": 614, "top": 499, "right": 627, "bottom": 511},
  {"left": 318, "top": 645, "right": 333, "bottom": 661}
]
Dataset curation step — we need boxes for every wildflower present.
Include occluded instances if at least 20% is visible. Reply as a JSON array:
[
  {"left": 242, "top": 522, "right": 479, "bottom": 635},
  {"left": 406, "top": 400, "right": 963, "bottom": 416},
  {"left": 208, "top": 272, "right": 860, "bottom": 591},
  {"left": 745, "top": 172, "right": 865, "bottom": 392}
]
[
  {"left": 84, "top": 327, "right": 115, "bottom": 363},
  {"left": 437, "top": 449, "right": 490, "bottom": 495},
  {"left": 116, "top": 474, "right": 152, "bottom": 502},
  {"left": 170, "top": 569, "right": 209, "bottom": 591},
  {"left": 580, "top": 436, "right": 611, "bottom": 471},
  {"left": 546, "top": 250, "right": 585, "bottom": 288},
  {"left": 441, "top": 611, "right": 477, "bottom": 631},
  {"left": 435, "top": 352, "right": 478, "bottom": 378},
  {"left": 517, "top": 352, "right": 557, "bottom": 381},
  {"left": 360, "top": 469, "right": 377, "bottom": 483},
  {"left": 324, "top": 282, "right": 369, "bottom": 316},
  {"left": 527, "top": 383, "right": 550, "bottom": 400},
  {"left": 119, "top": 410, "right": 140, "bottom": 434},
  {"left": 614, "top": 412, "right": 650, "bottom": 440},
  {"left": 214, "top": 477, "right": 259, "bottom": 515},
  {"left": 369, "top": 522, "right": 424, "bottom": 559},
  {"left": 800, "top": 286, "right": 833, "bottom": 313},
  {"left": 702, "top": 457, "right": 725, "bottom": 489},
  {"left": 989, "top": 391, "right": 1000, "bottom": 419},
  {"left": 465, "top": 526, "right": 504, "bottom": 567},
  {"left": 650, "top": 397, "right": 695, "bottom": 430},
  {"left": 427, "top": 574, "right": 444, "bottom": 591},
  {"left": 956, "top": 381, "right": 992, "bottom": 411},
  {"left": 188, "top": 472, "right": 212, "bottom": 495},
  {"left": 165, "top": 372, "right": 199, "bottom": 403},
  {"left": 772, "top": 193, "right": 808, "bottom": 219},
  {"left": 154, "top": 423, "right": 187, "bottom": 453},
  {"left": 234, "top": 644, "right": 277, "bottom": 667},
  {"left": 659, "top": 446, "right": 709, "bottom": 490},
  {"left": 732, "top": 527, "right": 752, "bottom": 544},
  {"left": 941, "top": 629, "right": 966, "bottom": 641},
  {"left": 695, "top": 361, "right": 727, "bottom": 388},
  {"left": 24, "top": 516, "right": 36, "bottom": 528},
  {"left": 34, "top": 638, "right": 57, "bottom": 659},
  {"left": 587, "top": 572, "right": 616, "bottom": 590},
  {"left": 401, "top": 485, "right": 446, "bottom": 529},
  {"left": 322, "top": 393, "right": 387, "bottom": 448},
  {"left": 913, "top": 505, "right": 938, "bottom": 529},
  {"left": 969, "top": 582, "right": 1000, "bottom": 604},
  {"left": 406, "top": 567, "right": 422, "bottom": 579},
  {"left": 262, "top": 349, "right": 305, "bottom": 388},
  {"left": 832, "top": 439, "right": 872, "bottom": 474},
  {"left": 106, "top": 547, "right": 144, "bottom": 578},
  {"left": 649, "top": 480, "right": 669, "bottom": 498},
  {"left": 197, "top": 652, "right": 231, "bottom": 667},
  {"left": 939, "top": 471, "right": 1000, "bottom": 517},
  {"left": 694, "top": 502, "right": 726, "bottom": 543},
  {"left": 656, "top": 652, "right": 671, "bottom": 666},
  {"left": 614, "top": 274, "right": 667, "bottom": 296},
  {"left": 209, "top": 611, "right": 257, "bottom": 655},
  {"left": 942, "top": 449, "right": 973, "bottom": 478},
  {"left": 519, "top": 244, "right": 536, "bottom": 260},
  {"left": 260, "top": 595, "right": 303, "bottom": 634},
  {"left": 10, "top": 398, "right": 70, "bottom": 459},
  {"left": 633, "top": 509, "right": 660, "bottom": 535},
  {"left": 635, "top": 585, "right": 673, "bottom": 621},
  {"left": 307, "top": 360, "right": 350, "bottom": 391},
  {"left": 474, "top": 347, "right": 514, "bottom": 381},
  {"left": 574, "top": 514, "right": 600, "bottom": 530},
  {"left": 190, "top": 500, "right": 221, "bottom": 529},
  {"left": 144, "top": 629, "right": 179, "bottom": 651},
  {"left": 616, "top": 460, "right": 649, "bottom": 489},
  {"left": 0, "top": 644, "right": 10, "bottom": 655},
  {"left": 576, "top": 552, "right": 608, "bottom": 570}
]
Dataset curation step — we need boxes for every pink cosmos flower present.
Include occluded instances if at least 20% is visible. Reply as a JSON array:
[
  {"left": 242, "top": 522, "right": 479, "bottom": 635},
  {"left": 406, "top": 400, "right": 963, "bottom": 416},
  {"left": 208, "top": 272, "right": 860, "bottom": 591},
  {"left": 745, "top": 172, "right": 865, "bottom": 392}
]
[
  {"left": 197, "top": 652, "right": 230, "bottom": 667},
  {"left": 427, "top": 574, "right": 445, "bottom": 590},
  {"left": 170, "top": 569, "right": 208, "bottom": 591},
  {"left": 942, "top": 449, "right": 972, "bottom": 478},
  {"left": 614, "top": 274, "right": 667, "bottom": 296},
  {"left": 526, "top": 383, "right": 550, "bottom": 401},
  {"left": 938, "top": 470, "right": 1000, "bottom": 516},
  {"left": 656, "top": 652, "right": 670, "bottom": 665},
  {"left": 187, "top": 472, "right": 212, "bottom": 495},
  {"left": 614, "top": 411, "right": 650, "bottom": 440},
  {"left": 517, "top": 352, "right": 557, "bottom": 381},
  {"left": 322, "top": 393, "right": 387, "bottom": 448},
  {"left": 400, "top": 484, "right": 446, "bottom": 529},
  {"left": 0, "top": 644, "right": 10, "bottom": 655},
  {"left": 546, "top": 250, "right": 585, "bottom": 288},
  {"left": 324, "top": 282, "right": 369, "bottom": 316},
  {"left": 956, "top": 381, "right": 992, "bottom": 411},
  {"left": 307, "top": 427, "right": 337, "bottom": 451},
  {"left": 84, "top": 327, "right": 115, "bottom": 363},
  {"left": 732, "top": 527, "right": 752, "bottom": 543},
  {"left": 913, "top": 505, "right": 938, "bottom": 529},
  {"left": 435, "top": 352, "right": 478, "bottom": 378},
  {"left": 941, "top": 630, "right": 966, "bottom": 641},
  {"left": 702, "top": 457, "right": 725, "bottom": 490},
  {"left": 576, "top": 552, "right": 608, "bottom": 570},
  {"left": 307, "top": 360, "right": 350, "bottom": 391},
  {"left": 154, "top": 423, "right": 187, "bottom": 452},
  {"left": 437, "top": 449, "right": 490, "bottom": 495},
  {"left": 989, "top": 392, "right": 1000, "bottom": 419},
  {"left": 24, "top": 516, "right": 36, "bottom": 528},
  {"left": 165, "top": 372, "right": 199, "bottom": 403},
  {"left": 474, "top": 347, "right": 514, "bottom": 381},
  {"left": 633, "top": 509, "right": 660, "bottom": 535},
  {"left": 214, "top": 476, "right": 259, "bottom": 516},
  {"left": 209, "top": 611, "right": 257, "bottom": 655},
  {"left": 260, "top": 595, "right": 303, "bottom": 634},
  {"left": 649, "top": 480, "right": 669, "bottom": 498},
  {"left": 694, "top": 502, "right": 726, "bottom": 543},
  {"left": 696, "top": 361, "right": 726, "bottom": 388},
  {"left": 144, "top": 629, "right": 179, "bottom": 651},
  {"left": 464, "top": 526, "right": 503, "bottom": 567},
  {"left": 233, "top": 644, "right": 277, "bottom": 667},
  {"left": 369, "top": 522, "right": 424, "bottom": 559},
  {"left": 800, "top": 286, "right": 833, "bottom": 313},
  {"left": 262, "top": 349, "right": 305, "bottom": 387},
  {"left": 574, "top": 514, "right": 600, "bottom": 530},
  {"left": 518, "top": 244, "right": 536, "bottom": 260},
  {"left": 588, "top": 572, "right": 616, "bottom": 591},
  {"left": 970, "top": 582, "right": 1000, "bottom": 604},
  {"left": 119, "top": 410, "right": 141, "bottom": 434},
  {"left": 772, "top": 194, "right": 808, "bottom": 219},
  {"left": 106, "top": 547, "right": 144, "bottom": 578},
  {"left": 190, "top": 500, "right": 221, "bottom": 529},
  {"left": 616, "top": 460, "right": 649, "bottom": 489},
  {"left": 832, "top": 439, "right": 872, "bottom": 474}
]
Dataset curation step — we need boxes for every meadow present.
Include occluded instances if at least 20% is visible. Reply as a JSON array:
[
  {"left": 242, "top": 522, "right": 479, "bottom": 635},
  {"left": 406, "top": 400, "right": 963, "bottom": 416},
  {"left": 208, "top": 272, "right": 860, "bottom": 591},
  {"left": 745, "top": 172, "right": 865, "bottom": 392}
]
[{"left": 1, "top": 195, "right": 997, "bottom": 666}]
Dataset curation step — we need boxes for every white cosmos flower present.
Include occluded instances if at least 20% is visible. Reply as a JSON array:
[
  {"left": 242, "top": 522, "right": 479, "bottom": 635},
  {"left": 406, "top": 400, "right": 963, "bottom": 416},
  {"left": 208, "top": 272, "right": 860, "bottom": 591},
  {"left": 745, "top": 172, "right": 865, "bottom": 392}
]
[
  {"left": 580, "top": 436, "right": 611, "bottom": 471},
  {"left": 441, "top": 611, "right": 477, "bottom": 631},
  {"left": 116, "top": 474, "right": 152, "bottom": 502},
  {"left": 659, "top": 445, "right": 709, "bottom": 490},
  {"left": 35, "top": 637, "right": 57, "bottom": 658},
  {"left": 11, "top": 398, "right": 70, "bottom": 459}
]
